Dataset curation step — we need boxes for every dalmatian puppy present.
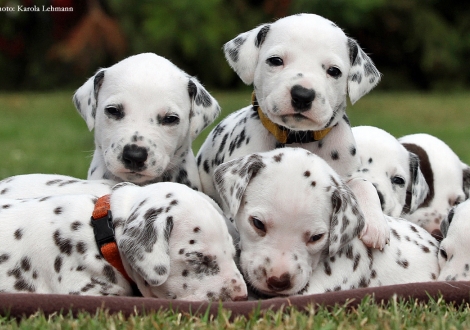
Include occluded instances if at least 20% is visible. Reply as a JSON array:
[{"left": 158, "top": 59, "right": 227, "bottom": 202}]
[
  {"left": 0, "top": 182, "right": 247, "bottom": 301},
  {"left": 0, "top": 174, "right": 114, "bottom": 199},
  {"left": 73, "top": 52, "right": 221, "bottom": 190},
  {"left": 398, "top": 133, "right": 470, "bottom": 233},
  {"left": 213, "top": 148, "right": 439, "bottom": 297},
  {"left": 351, "top": 126, "right": 429, "bottom": 217},
  {"left": 438, "top": 200, "right": 470, "bottom": 281},
  {"left": 197, "top": 13, "right": 389, "bottom": 249}
]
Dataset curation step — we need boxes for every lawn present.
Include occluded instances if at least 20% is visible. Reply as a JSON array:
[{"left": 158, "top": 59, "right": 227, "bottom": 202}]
[
  {"left": 0, "top": 90, "right": 469, "bottom": 181},
  {"left": 0, "top": 90, "right": 470, "bottom": 327}
]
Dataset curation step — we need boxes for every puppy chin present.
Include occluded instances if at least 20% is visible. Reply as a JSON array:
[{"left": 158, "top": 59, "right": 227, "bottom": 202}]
[{"left": 111, "top": 169, "right": 160, "bottom": 184}]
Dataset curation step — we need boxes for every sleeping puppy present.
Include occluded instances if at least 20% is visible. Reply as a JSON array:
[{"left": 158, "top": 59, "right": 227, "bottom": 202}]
[
  {"left": 0, "top": 182, "right": 247, "bottom": 301},
  {"left": 213, "top": 148, "right": 439, "bottom": 296},
  {"left": 399, "top": 133, "right": 470, "bottom": 233},
  {"left": 351, "top": 126, "right": 429, "bottom": 217}
]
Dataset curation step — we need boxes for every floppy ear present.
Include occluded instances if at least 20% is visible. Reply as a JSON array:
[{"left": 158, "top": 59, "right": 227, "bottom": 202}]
[
  {"left": 440, "top": 206, "right": 455, "bottom": 238},
  {"left": 223, "top": 24, "right": 271, "bottom": 85},
  {"left": 113, "top": 185, "right": 172, "bottom": 286},
  {"left": 72, "top": 69, "right": 106, "bottom": 131},
  {"left": 213, "top": 153, "right": 266, "bottom": 218},
  {"left": 406, "top": 152, "right": 430, "bottom": 213},
  {"left": 187, "top": 78, "right": 221, "bottom": 141},
  {"left": 462, "top": 163, "right": 470, "bottom": 199},
  {"left": 328, "top": 179, "right": 365, "bottom": 257},
  {"left": 347, "top": 38, "right": 381, "bottom": 105}
]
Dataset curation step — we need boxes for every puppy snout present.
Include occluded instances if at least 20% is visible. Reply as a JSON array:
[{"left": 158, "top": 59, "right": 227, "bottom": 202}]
[
  {"left": 266, "top": 273, "right": 292, "bottom": 291},
  {"left": 122, "top": 144, "right": 148, "bottom": 171},
  {"left": 291, "top": 85, "right": 315, "bottom": 112}
]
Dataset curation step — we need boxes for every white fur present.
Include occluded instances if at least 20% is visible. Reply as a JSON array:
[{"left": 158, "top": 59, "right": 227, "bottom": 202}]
[
  {"left": 213, "top": 148, "right": 439, "bottom": 297},
  {"left": 399, "top": 133, "right": 469, "bottom": 233},
  {"left": 351, "top": 126, "right": 429, "bottom": 217},
  {"left": 73, "top": 53, "right": 220, "bottom": 188},
  {"left": 0, "top": 181, "right": 246, "bottom": 301},
  {"left": 0, "top": 174, "right": 114, "bottom": 199},
  {"left": 198, "top": 13, "right": 389, "bottom": 250},
  {"left": 438, "top": 200, "right": 470, "bottom": 281}
]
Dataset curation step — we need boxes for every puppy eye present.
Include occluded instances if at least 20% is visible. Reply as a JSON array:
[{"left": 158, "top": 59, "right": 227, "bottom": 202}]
[
  {"left": 250, "top": 216, "right": 266, "bottom": 234},
  {"left": 391, "top": 176, "right": 405, "bottom": 186},
  {"left": 308, "top": 233, "right": 324, "bottom": 243},
  {"left": 266, "top": 57, "right": 283, "bottom": 67},
  {"left": 105, "top": 106, "right": 124, "bottom": 119},
  {"left": 326, "top": 66, "right": 342, "bottom": 78},
  {"left": 161, "top": 114, "right": 180, "bottom": 125},
  {"left": 439, "top": 248, "right": 448, "bottom": 260}
]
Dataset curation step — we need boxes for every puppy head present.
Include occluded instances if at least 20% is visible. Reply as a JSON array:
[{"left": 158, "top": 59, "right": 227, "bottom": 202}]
[
  {"left": 73, "top": 53, "right": 220, "bottom": 184},
  {"left": 213, "top": 148, "right": 364, "bottom": 297},
  {"left": 111, "top": 182, "right": 247, "bottom": 301},
  {"left": 351, "top": 126, "right": 429, "bottom": 217},
  {"left": 224, "top": 13, "right": 380, "bottom": 131},
  {"left": 438, "top": 200, "right": 470, "bottom": 281},
  {"left": 400, "top": 134, "right": 466, "bottom": 233}
]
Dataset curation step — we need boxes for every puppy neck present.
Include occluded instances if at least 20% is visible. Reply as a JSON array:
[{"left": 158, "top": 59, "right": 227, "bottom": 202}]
[{"left": 251, "top": 92, "right": 332, "bottom": 144}]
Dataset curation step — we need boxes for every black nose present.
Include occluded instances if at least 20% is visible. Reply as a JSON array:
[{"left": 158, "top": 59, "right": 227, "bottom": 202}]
[
  {"left": 122, "top": 144, "right": 148, "bottom": 171},
  {"left": 291, "top": 85, "right": 315, "bottom": 112},
  {"left": 266, "top": 273, "right": 292, "bottom": 291}
]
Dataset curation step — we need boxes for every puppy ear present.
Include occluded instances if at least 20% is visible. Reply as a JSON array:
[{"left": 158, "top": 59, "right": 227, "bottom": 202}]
[
  {"left": 213, "top": 153, "right": 266, "bottom": 218},
  {"left": 73, "top": 69, "right": 106, "bottom": 131},
  {"left": 113, "top": 187, "right": 173, "bottom": 286},
  {"left": 188, "top": 78, "right": 221, "bottom": 141},
  {"left": 328, "top": 179, "right": 365, "bottom": 257},
  {"left": 440, "top": 206, "right": 455, "bottom": 238},
  {"left": 347, "top": 38, "right": 381, "bottom": 105},
  {"left": 462, "top": 163, "right": 470, "bottom": 200},
  {"left": 224, "top": 24, "right": 271, "bottom": 85},
  {"left": 406, "top": 152, "right": 429, "bottom": 213}
]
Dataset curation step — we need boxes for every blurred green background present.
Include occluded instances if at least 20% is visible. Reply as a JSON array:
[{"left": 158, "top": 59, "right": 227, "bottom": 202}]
[
  {"left": 0, "top": 0, "right": 469, "bottom": 180},
  {"left": 2, "top": 0, "right": 470, "bottom": 91}
]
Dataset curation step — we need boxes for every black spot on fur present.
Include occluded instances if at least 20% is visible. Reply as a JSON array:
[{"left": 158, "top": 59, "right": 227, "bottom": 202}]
[
  {"left": 186, "top": 252, "right": 220, "bottom": 276},
  {"left": 20, "top": 257, "right": 31, "bottom": 271},
  {"left": 14, "top": 229, "right": 23, "bottom": 240},
  {"left": 226, "top": 35, "right": 246, "bottom": 62},
  {"left": 53, "top": 230, "right": 73, "bottom": 255},
  {"left": 255, "top": 25, "right": 270, "bottom": 48},
  {"left": 71, "top": 221, "right": 82, "bottom": 231},
  {"left": 54, "top": 207, "right": 63, "bottom": 215},
  {"left": 54, "top": 256, "right": 62, "bottom": 273},
  {"left": 76, "top": 241, "right": 87, "bottom": 254},
  {"left": 103, "top": 265, "right": 117, "bottom": 284},
  {"left": 154, "top": 265, "right": 168, "bottom": 276},
  {"left": 331, "top": 150, "right": 339, "bottom": 160},
  {"left": 0, "top": 254, "right": 10, "bottom": 264}
]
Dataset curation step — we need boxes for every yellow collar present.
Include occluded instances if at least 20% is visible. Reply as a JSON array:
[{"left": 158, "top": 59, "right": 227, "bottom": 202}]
[{"left": 251, "top": 92, "right": 332, "bottom": 144}]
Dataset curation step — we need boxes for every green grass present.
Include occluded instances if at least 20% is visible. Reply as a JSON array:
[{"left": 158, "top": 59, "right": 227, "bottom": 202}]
[
  {"left": 1, "top": 90, "right": 469, "bottom": 180},
  {"left": 0, "top": 296, "right": 469, "bottom": 329}
]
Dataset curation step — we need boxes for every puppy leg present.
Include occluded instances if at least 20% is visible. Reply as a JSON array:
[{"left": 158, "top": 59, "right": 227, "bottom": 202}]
[{"left": 347, "top": 178, "right": 390, "bottom": 249}]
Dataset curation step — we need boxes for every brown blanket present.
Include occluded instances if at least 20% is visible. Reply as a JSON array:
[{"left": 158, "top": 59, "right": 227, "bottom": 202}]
[{"left": 1, "top": 281, "right": 469, "bottom": 319}]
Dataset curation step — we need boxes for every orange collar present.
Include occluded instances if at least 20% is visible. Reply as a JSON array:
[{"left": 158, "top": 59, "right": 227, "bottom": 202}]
[
  {"left": 251, "top": 92, "right": 332, "bottom": 144},
  {"left": 91, "top": 195, "right": 134, "bottom": 284}
]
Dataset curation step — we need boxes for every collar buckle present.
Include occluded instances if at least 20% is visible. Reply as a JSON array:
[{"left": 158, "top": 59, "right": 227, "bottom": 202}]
[{"left": 91, "top": 210, "right": 115, "bottom": 251}]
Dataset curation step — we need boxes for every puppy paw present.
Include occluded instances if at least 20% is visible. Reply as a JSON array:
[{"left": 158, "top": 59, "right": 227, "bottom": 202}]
[{"left": 359, "top": 213, "right": 390, "bottom": 250}]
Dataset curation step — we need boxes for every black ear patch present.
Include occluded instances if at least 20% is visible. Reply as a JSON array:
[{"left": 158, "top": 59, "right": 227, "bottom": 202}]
[
  {"left": 347, "top": 38, "right": 359, "bottom": 66},
  {"left": 188, "top": 80, "right": 213, "bottom": 107},
  {"left": 255, "top": 24, "right": 270, "bottom": 48},
  {"left": 92, "top": 70, "right": 105, "bottom": 118},
  {"left": 226, "top": 36, "right": 247, "bottom": 63}
]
